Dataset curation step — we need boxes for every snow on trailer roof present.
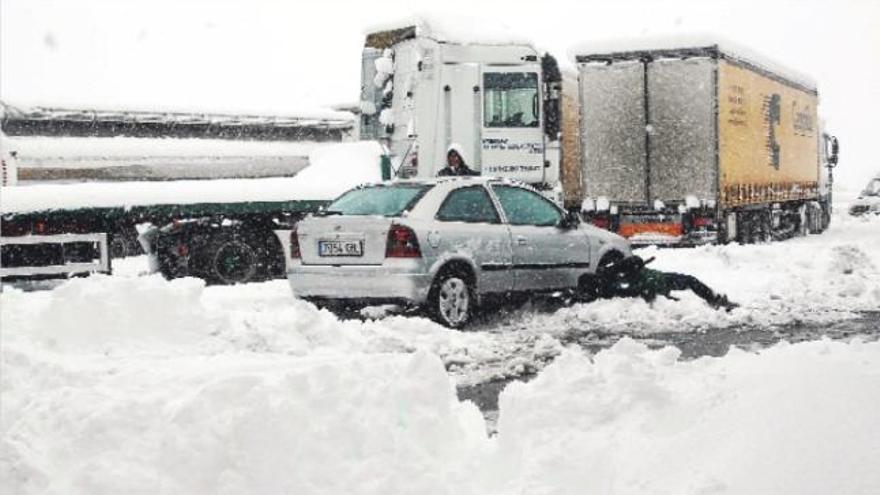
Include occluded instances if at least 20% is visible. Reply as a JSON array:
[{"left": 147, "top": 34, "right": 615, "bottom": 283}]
[
  {"left": 364, "top": 14, "right": 534, "bottom": 48},
  {"left": 0, "top": 141, "right": 385, "bottom": 214},
  {"left": 0, "top": 101, "right": 355, "bottom": 130},
  {"left": 570, "top": 34, "right": 817, "bottom": 94},
  {"left": 4, "top": 136, "right": 317, "bottom": 162}
]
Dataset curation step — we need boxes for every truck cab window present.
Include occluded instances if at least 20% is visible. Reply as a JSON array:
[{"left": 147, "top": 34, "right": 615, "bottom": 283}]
[{"left": 484, "top": 72, "right": 539, "bottom": 128}]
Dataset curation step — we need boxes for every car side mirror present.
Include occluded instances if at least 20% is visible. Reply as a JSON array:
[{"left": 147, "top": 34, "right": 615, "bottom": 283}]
[{"left": 558, "top": 210, "right": 581, "bottom": 229}]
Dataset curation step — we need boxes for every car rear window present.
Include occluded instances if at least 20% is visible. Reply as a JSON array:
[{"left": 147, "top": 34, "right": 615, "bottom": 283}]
[{"left": 323, "top": 184, "right": 433, "bottom": 217}]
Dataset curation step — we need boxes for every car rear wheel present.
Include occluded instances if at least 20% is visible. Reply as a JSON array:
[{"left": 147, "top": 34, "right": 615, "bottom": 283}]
[{"left": 429, "top": 272, "right": 473, "bottom": 329}]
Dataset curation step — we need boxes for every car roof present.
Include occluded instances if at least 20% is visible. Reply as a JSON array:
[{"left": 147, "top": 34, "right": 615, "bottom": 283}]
[{"left": 362, "top": 176, "right": 532, "bottom": 189}]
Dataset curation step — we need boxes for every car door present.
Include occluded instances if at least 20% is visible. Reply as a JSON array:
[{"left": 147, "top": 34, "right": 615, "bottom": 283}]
[
  {"left": 430, "top": 185, "right": 514, "bottom": 295},
  {"left": 490, "top": 184, "right": 591, "bottom": 291}
]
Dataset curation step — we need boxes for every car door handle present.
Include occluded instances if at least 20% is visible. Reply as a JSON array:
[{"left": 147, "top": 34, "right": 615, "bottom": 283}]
[{"left": 516, "top": 235, "right": 527, "bottom": 245}]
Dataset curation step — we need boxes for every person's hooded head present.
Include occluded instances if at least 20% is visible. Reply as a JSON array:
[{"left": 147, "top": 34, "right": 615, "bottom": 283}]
[{"left": 446, "top": 143, "right": 468, "bottom": 169}]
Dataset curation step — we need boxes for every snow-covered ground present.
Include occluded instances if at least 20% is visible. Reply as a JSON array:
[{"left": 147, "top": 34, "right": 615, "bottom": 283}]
[{"left": 2, "top": 208, "right": 879, "bottom": 493}]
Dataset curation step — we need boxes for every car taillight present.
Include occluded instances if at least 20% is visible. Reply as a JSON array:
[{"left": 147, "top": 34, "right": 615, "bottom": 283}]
[
  {"left": 290, "top": 227, "right": 301, "bottom": 259},
  {"left": 385, "top": 224, "right": 421, "bottom": 258}
]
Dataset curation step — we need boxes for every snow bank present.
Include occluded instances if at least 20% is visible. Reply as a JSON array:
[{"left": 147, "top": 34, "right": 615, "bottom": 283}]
[
  {"left": 548, "top": 212, "right": 880, "bottom": 335},
  {"left": 3, "top": 274, "right": 879, "bottom": 495},
  {"left": 1, "top": 348, "right": 488, "bottom": 493},
  {"left": 570, "top": 33, "right": 817, "bottom": 90},
  {"left": 494, "top": 338, "right": 880, "bottom": 494},
  {"left": 1, "top": 141, "right": 385, "bottom": 213}
]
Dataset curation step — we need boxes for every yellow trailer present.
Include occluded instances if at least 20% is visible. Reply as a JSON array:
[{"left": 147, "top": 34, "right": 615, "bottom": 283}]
[
  {"left": 572, "top": 44, "right": 838, "bottom": 245},
  {"left": 717, "top": 60, "right": 820, "bottom": 208}
]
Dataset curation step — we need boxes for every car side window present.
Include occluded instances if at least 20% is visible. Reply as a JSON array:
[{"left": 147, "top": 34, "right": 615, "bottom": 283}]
[
  {"left": 491, "top": 185, "right": 562, "bottom": 226},
  {"left": 435, "top": 186, "right": 501, "bottom": 224}
]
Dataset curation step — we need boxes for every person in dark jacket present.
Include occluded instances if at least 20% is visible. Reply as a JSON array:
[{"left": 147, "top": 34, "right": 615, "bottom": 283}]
[
  {"left": 603, "top": 255, "right": 739, "bottom": 311},
  {"left": 437, "top": 143, "right": 479, "bottom": 177}
]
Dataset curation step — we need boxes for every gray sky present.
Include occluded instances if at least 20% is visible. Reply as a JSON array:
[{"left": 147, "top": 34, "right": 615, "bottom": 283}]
[{"left": 2, "top": 0, "right": 877, "bottom": 186}]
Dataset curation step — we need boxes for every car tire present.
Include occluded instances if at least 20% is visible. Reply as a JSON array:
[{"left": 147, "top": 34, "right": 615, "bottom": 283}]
[{"left": 428, "top": 270, "right": 474, "bottom": 329}]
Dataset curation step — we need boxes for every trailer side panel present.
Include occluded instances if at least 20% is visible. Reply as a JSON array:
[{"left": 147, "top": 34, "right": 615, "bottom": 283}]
[
  {"left": 717, "top": 59, "right": 819, "bottom": 208},
  {"left": 647, "top": 58, "right": 717, "bottom": 203},
  {"left": 580, "top": 61, "right": 647, "bottom": 203}
]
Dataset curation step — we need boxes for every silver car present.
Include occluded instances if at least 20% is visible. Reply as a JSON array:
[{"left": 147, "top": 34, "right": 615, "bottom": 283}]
[{"left": 280, "top": 177, "right": 632, "bottom": 328}]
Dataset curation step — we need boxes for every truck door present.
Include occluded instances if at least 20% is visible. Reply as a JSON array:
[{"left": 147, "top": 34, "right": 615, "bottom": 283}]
[
  {"left": 480, "top": 68, "right": 546, "bottom": 184},
  {"left": 439, "top": 63, "right": 481, "bottom": 176}
]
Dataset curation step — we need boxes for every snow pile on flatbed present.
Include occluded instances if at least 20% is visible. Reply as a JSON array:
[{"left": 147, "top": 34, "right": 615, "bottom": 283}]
[
  {"left": 0, "top": 141, "right": 384, "bottom": 213},
  {"left": 2, "top": 273, "right": 878, "bottom": 493},
  {"left": 6, "top": 136, "right": 318, "bottom": 162}
]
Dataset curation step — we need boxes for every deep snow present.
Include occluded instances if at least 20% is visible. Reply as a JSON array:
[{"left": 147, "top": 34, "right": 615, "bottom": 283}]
[{"left": 1, "top": 208, "right": 879, "bottom": 493}]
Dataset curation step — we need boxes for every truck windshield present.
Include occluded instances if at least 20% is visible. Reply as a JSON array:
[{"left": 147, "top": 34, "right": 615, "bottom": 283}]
[
  {"left": 484, "top": 72, "right": 539, "bottom": 128},
  {"left": 322, "top": 184, "right": 432, "bottom": 217}
]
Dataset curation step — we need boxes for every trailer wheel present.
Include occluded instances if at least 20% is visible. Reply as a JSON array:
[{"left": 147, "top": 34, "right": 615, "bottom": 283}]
[
  {"left": 757, "top": 209, "right": 773, "bottom": 243},
  {"left": 797, "top": 204, "right": 809, "bottom": 237},
  {"left": 204, "top": 235, "right": 260, "bottom": 285}
]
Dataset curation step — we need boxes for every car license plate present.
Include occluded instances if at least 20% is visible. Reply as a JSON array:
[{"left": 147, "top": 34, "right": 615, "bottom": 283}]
[{"left": 318, "top": 240, "right": 363, "bottom": 257}]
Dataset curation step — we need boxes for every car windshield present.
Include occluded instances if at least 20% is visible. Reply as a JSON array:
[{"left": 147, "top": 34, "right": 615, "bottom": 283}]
[
  {"left": 863, "top": 178, "right": 880, "bottom": 197},
  {"left": 322, "top": 184, "right": 432, "bottom": 217}
]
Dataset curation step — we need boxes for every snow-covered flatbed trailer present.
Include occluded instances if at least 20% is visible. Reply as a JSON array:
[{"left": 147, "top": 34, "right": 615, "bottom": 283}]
[
  {"left": 1, "top": 142, "right": 390, "bottom": 284},
  {"left": 570, "top": 44, "right": 839, "bottom": 245},
  {"left": 1, "top": 197, "right": 325, "bottom": 284}
]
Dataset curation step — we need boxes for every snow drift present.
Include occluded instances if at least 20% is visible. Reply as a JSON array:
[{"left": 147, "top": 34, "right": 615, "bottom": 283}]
[{"left": 2, "top": 272, "right": 879, "bottom": 494}]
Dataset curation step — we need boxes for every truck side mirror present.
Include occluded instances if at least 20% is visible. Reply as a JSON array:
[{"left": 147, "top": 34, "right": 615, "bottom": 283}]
[
  {"left": 558, "top": 210, "right": 581, "bottom": 229},
  {"left": 824, "top": 134, "right": 839, "bottom": 167},
  {"left": 541, "top": 54, "right": 562, "bottom": 139}
]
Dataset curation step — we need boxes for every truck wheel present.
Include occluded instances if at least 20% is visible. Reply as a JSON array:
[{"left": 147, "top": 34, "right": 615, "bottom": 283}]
[
  {"left": 735, "top": 212, "right": 749, "bottom": 244},
  {"left": 758, "top": 210, "right": 773, "bottom": 243},
  {"left": 205, "top": 235, "right": 259, "bottom": 285},
  {"left": 428, "top": 269, "right": 474, "bottom": 329},
  {"left": 797, "top": 204, "right": 809, "bottom": 237}
]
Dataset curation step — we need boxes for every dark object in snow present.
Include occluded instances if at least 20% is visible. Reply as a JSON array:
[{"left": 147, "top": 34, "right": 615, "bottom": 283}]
[
  {"left": 437, "top": 143, "right": 479, "bottom": 177},
  {"left": 603, "top": 255, "right": 739, "bottom": 311}
]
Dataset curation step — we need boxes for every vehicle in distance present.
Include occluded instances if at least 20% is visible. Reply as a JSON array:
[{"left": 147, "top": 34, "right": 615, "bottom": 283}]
[
  {"left": 281, "top": 177, "right": 632, "bottom": 328},
  {"left": 849, "top": 174, "right": 880, "bottom": 216}
]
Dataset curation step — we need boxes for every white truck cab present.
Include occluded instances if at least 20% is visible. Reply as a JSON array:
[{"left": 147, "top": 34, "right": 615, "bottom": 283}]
[{"left": 360, "top": 20, "right": 562, "bottom": 198}]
